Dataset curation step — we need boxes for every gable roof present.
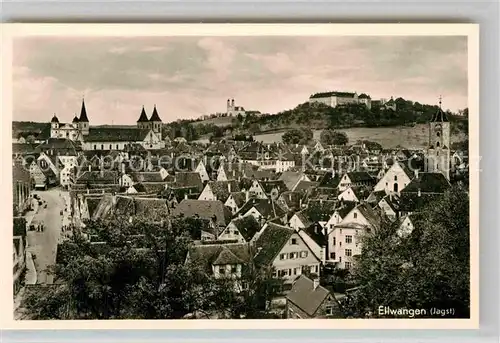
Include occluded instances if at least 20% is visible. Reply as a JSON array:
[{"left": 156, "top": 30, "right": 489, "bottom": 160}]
[
  {"left": 260, "top": 180, "right": 288, "bottom": 195},
  {"left": 318, "top": 172, "right": 340, "bottom": 189},
  {"left": 303, "top": 223, "right": 328, "bottom": 247},
  {"left": 293, "top": 180, "right": 318, "bottom": 193},
  {"left": 398, "top": 193, "right": 442, "bottom": 213},
  {"left": 401, "top": 172, "right": 450, "bottom": 194},
  {"left": 228, "top": 191, "right": 247, "bottom": 208},
  {"left": 130, "top": 172, "right": 165, "bottom": 183},
  {"left": 173, "top": 172, "right": 203, "bottom": 192},
  {"left": 76, "top": 171, "right": 118, "bottom": 184},
  {"left": 238, "top": 198, "right": 286, "bottom": 220},
  {"left": 187, "top": 243, "right": 251, "bottom": 273},
  {"left": 345, "top": 171, "right": 374, "bottom": 183},
  {"left": 85, "top": 128, "right": 151, "bottom": 142},
  {"left": 279, "top": 171, "right": 306, "bottom": 191},
  {"left": 172, "top": 199, "right": 232, "bottom": 227},
  {"left": 293, "top": 211, "right": 313, "bottom": 228},
  {"left": 85, "top": 197, "right": 103, "bottom": 218},
  {"left": 92, "top": 195, "right": 169, "bottom": 221},
  {"left": 230, "top": 215, "right": 260, "bottom": 241},
  {"left": 253, "top": 223, "right": 294, "bottom": 266},
  {"left": 356, "top": 203, "right": 385, "bottom": 230},
  {"left": 286, "top": 275, "right": 332, "bottom": 317},
  {"left": 207, "top": 180, "right": 240, "bottom": 202}
]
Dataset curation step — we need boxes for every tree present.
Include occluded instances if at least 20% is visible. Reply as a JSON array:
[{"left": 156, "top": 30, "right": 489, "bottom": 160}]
[
  {"left": 342, "top": 185, "right": 470, "bottom": 318},
  {"left": 282, "top": 129, "right": 311, "bottom": 145},
  {"left": 320, "top": 129, "right": 348, "bottom": 146},
  {"left": 23, "top": 217, "right": 285, "bottom": 320}
]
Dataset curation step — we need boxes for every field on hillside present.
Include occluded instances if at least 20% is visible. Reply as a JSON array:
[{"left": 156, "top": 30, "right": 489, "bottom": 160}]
[
  {"left": 191, "top": 116, "right": 233, "bottom": 127},
  {"left": 253, "top": 124, "right": 467, "bottom": 149}
]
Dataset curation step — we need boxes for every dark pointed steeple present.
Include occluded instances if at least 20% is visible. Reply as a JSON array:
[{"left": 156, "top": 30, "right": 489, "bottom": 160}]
[
  {"left": 50, "top": 113, "right": 59, "bottom": 123},
  {"left": 79, "top": 98, "right": 89, "bottom": 122},
  {"left": 72, "top": 114, "right": 79, "bottom": 123},
  {"left": 137, "top": 105, "right": 149, "bottom": 122},
  {"left": 431, "top": 95, "right": 449, "bottom": 122},
  {"left": 150, "top": 104, "right": 162, "bottom": 122}
]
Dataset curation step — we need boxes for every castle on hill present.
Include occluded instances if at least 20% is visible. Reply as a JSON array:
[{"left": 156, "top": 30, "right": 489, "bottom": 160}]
[{"left": 49, "top": 99, "right": 167, "bottom": 151}]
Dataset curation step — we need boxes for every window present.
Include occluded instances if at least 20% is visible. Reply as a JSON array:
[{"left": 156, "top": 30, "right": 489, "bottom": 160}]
[
  {"left": 394, "top": 175, "right": 397, "bottom": 181},
  {"left": 353, "top": 212, "right": 357, "bottom": 219},
  {"left": 279, "top": 253, "right": 287, "bottom": 260},
  {"left": 231, "top": 265, "right": 237, "bottom": 273},
  {"left": 219, "top": 266, "right": 226, "bottom": 275},
  {"left": 290, "top": 252, "right": 298, "bottom": 259},
  {"left": 315, "top": 265, "right": 319, "bottom": 273},
  {"left": 109, "top": 144, "right": 112, "bottom": 150},
  {"left": 330, "top": 252, "right": 336, "bottom": 259},
  {"left": 300, "top": 251, "right": 308, "bottom": 258},
  {"left": 339, "top": 257, "right": 342, "bottom": 262},
  {"left": 116, "top": 144, "right": 119, "bottom": 150},
  {"left": 291, "top": 238, "right": 297, "bottom": 245},
  {"left": 94, "top": 145, "right": 97, "bottom": 150},
  {"left": 345, "top": 262, "right": 352, "bottom": 269},
  {"left": 333, "top": 237, "right": 336, "bottom": 245},
  {"left": 101, "top": 144, "right": 104, "bottom": 150},
  {"left": 345, "top": 249, "right": 352, "bottom": 257},
  {"left": 393, "top": 183, "right": 398, "bottom": 192},
  {"left": 436, "top": 142, "right": 440, "bottom": 147},
  {"left": 326, "top": 305, "right": 334, "bottom": 315},
  {"left": 437, "top": 132, "right": 441, "bottom": 137},
  {"left": 345, "top": 235, "right": 352, "bottom": 244}
]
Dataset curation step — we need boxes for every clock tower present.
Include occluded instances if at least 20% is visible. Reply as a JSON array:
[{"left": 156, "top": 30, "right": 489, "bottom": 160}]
[{"left": 426, "top": 96, "right": 450, "bottom": 180}]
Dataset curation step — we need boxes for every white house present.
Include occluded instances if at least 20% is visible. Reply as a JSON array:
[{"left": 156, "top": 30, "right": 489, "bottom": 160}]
[
  {"left": 373, "top": 161, "right": 415, "bottom": 195},
  {"left": 248, "top": 180, "right": 268, "bottom": 199},
  {"left": 328, "top": 204, "right": 383, "bottom": 269},
  {"left": 195, "top": 160, "right": 210, "bottom": 182}
]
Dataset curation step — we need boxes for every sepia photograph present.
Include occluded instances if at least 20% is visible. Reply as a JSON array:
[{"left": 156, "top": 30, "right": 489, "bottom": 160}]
[{"left": 4, "top": 24, "right": 478, "bottom": 328}]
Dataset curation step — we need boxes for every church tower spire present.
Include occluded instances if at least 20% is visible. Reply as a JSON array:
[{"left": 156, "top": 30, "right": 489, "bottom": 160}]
[
  {"left": 426, "top": 96, "right": 450, "bottom": 180},
  {"left": 78, "top": 97, "right": 90, "bottom": 136}
]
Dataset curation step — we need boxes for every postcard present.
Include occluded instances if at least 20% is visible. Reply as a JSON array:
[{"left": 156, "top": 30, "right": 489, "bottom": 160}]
[{"left": 1, "top": 23, "right": 479, "bottom": 330}]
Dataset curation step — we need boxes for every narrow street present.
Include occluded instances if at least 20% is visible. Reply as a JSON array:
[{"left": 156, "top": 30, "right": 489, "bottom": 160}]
[{"left": 26, "top": 188, "right": 68, "bottom": 284}]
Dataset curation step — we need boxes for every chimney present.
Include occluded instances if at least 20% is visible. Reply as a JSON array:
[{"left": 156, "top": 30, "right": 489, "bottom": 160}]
[
  {"left": 299, "top": 198, "right": 303, "bottom": 208},
  {"left": 414, "top": 169, "right": 419, "bottom": 179},
  {"left": 313, "top": 277, "right": 320, "bottom": 290},
  {"left": 184, "top": 193, "right": 188, "bottom": 200},
  {"left": 245, "top": 190, "right": 250, "bottom": 202},
  {"left": 228, "top": 182, "right": 232, "bottom": 193},
  {"left": 121, "top": 163, "right": 125, "bottom": 175},
  {"left": 88, "top": 164, "right": 91, "bottom": 172},
  {"left": 417, "top": 188, "right": 421, "bottom": 197}
]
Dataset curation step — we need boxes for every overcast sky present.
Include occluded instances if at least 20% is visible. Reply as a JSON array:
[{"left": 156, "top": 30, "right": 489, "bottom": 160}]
[{"left": 13, "top": 36, "right": 468, "bottom": 125}]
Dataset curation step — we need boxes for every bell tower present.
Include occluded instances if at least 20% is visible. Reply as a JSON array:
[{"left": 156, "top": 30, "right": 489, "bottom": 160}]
[{"left": 426, "top": 96, "right": 450, "bottom": 180}]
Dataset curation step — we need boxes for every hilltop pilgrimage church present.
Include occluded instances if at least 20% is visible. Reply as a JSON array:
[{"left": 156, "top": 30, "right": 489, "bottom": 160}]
[{"left": 49, "top": 99, "right": 167, "bottom": 151}]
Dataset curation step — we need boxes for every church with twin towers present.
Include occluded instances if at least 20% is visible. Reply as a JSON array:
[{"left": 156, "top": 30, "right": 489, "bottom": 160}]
[{"left": 49, "top": 99, "right": 167, "bottom": 151}]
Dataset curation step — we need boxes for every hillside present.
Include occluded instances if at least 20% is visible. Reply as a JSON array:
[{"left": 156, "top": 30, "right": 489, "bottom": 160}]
[
  {"left": 253, "top": 125, "right": 468, "bottom": 149},
  {"left": 191, "top": 116, "right": 233, "bottom": 127}
]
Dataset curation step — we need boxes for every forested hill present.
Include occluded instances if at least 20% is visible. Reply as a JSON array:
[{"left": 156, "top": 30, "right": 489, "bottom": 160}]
[{"left": 239, "top": 98, "right": 467, "bottom": 132}]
